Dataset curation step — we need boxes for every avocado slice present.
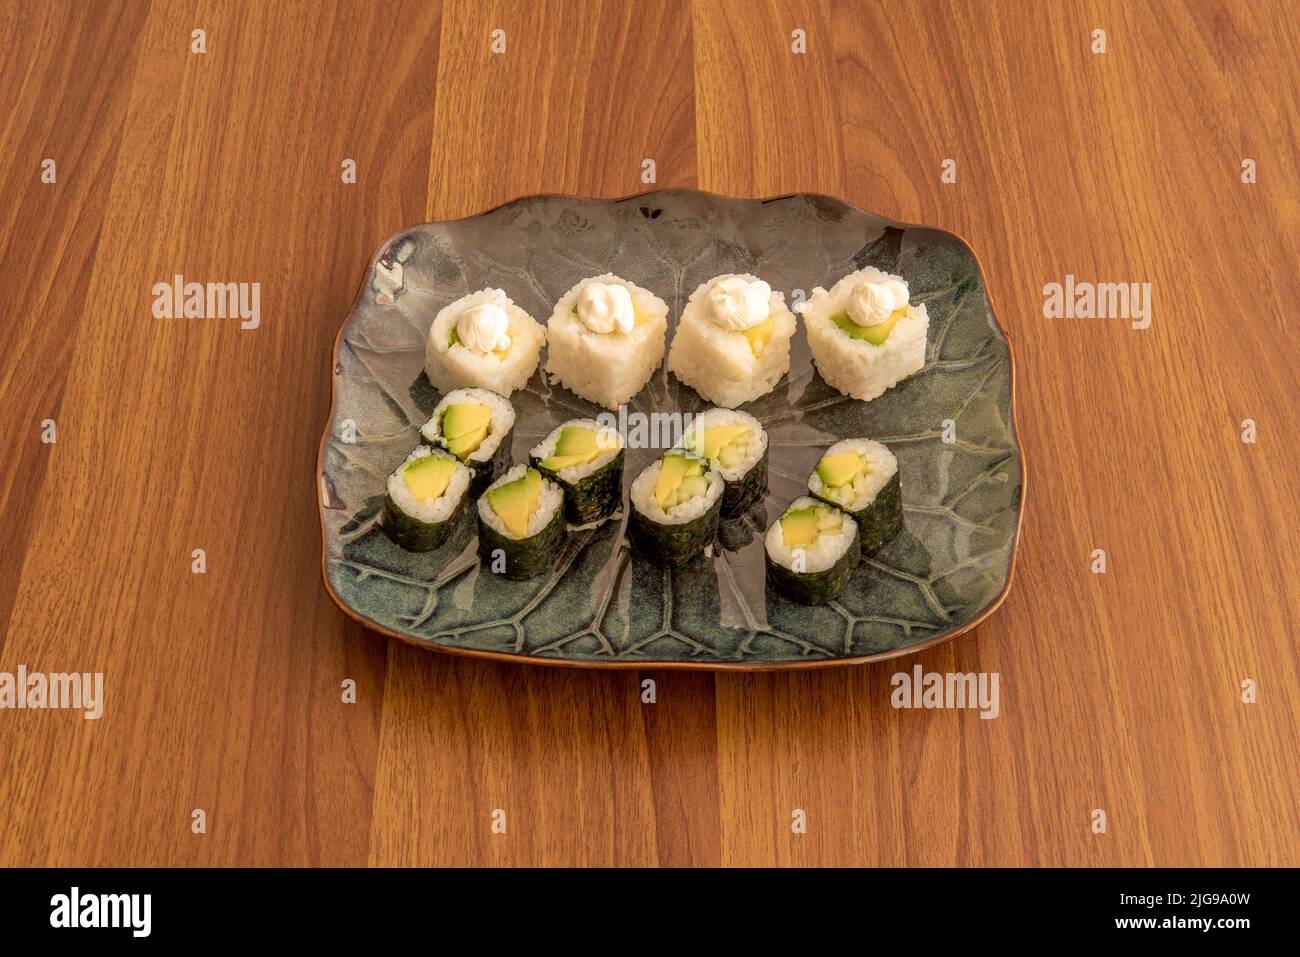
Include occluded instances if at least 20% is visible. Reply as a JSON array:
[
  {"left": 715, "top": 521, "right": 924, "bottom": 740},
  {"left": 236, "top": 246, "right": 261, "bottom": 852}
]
[
  {"left": 740, "top": 316, "right": 775, "bottom": 357},
  {"left": 817, "top": 452, "right": 867, "bottom": 488},
  {"left": 403, "top": 453, "right": 457, "bottom": 501},
  {"left": 655, "top": 453, "right": 689, "bottom": 506},
  {"left": 829, "top": 307, "right": 906, "bottom": 345},
  {"left": 540, "top": 426, "right": 608, "bottom": 471},
  {"left": 441, "top": 404, "right": 492, "bottom": 460},
  {"left": 445, "top": 425, "right": 488, "bottom": 460},
  {"left": 781, "top": 504, "right": 844, "bottom": 548},
  {"left": 556, "top": 426, "right": 600, "bottom": 455},
  {"left": 555, "top": 426, "right": 599, "bottom": 457},
  {"left": 700, "top": 425, "right": 750, "bottom": 461},
  {"left": 538, "top": 452, "right": 589, "bottom": 471},
  {"left": 780, "top": 506, "right": 820, "bottom": 547},
  {"left": 654, "top": 452, "right": 704, "bottom": 508},
  {"left": 487, "top": 472, "right": 540, "bottom": 538},
  {"left": 442, "top": 403, "right": 491, "bottom": 439}
]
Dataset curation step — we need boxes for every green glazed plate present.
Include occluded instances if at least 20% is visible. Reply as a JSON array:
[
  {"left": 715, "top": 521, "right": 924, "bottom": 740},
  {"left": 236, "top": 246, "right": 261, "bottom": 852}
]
[{"left": 317, "top": 191, "right": 1024, "bottom": 669}]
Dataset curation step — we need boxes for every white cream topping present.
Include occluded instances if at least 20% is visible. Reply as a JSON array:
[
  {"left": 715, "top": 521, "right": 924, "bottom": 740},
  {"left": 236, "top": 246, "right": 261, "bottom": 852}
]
[
  {"left": 575, "top": 282, "right": 635, "bottom": 334},
  {"left": 455, "top": 301, "right": 512, "bottom": 353},
  {"left": 704, "top": 275, "right": 771, "bottom": 331},
  {"left": 847, "top": 278, "right": 909, "bottom": 327}
]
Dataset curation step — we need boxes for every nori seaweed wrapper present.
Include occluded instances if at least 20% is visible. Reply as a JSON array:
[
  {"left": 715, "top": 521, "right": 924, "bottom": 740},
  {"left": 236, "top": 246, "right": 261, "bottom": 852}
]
[
  {"left": 717, "top": 516, "right": 754, "bottom": 552},
  {"left": 766, "top": 530, "right": 860, "bottom": 605},
  {"left": 852, "top": 471, "right": 902, "bottom": 552},
  {"left": 628, "top": 496, "right": 722, "bottom": 566},
  {"left": 476, "top": 500, "right": 567, "bottom": 581},
  {"left": 719, "top": 445, "right": 768, "bottom": 519},
  {"left": 717, "top": 495, "right": 767, "bottom": 551},
  {"left": 813, "top": 471, "right": 902, "bottom": 554},
  {"left": 529, "top": 448, "right": 624, "bottom": 526},
  {"left": 382, "top": 492, "right": 459, "bottom": 552}
]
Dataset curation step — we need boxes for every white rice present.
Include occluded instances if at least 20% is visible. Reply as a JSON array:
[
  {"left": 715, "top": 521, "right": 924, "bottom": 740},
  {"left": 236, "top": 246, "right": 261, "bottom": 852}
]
[
  {"left": 386, "top": 447, "right": 472, "bottom": 523},
  {"left": 476, "top": 464, "right": 565, "bottom": 540},
  {"left": 425, "top": 288, "right": 546, "bottom": 397},
  {"left": 545, "top": 274, "right": 668, "bottom": 409},
  {"left": 529, "top": 418, "right": 623, "bottom": 483},
  {"left": 420, "top": 387, "right": 516, "bottom": 465},
  {"left": 674, "top": 407, "right": 766, "bottom": 481},
  {"left": 797, "top": 266, "right": 928, "bottom": 401},
  {"left": 629, "top": 455, "right": 723, "bottom": 525},
  {"left": 667, "top": 274, "right": 797, "bottom": 407},
  {"left": 765, "top": 495, "right": 859, "bottom": 574},
  {"left": 807, "top": 438, "right": 897, "bottom": 511}
]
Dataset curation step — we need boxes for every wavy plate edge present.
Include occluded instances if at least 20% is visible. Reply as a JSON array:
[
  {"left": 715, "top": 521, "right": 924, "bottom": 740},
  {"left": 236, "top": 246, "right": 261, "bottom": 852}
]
[{"left": 315, "top": 188, "right": 1027, "bottom": 671}]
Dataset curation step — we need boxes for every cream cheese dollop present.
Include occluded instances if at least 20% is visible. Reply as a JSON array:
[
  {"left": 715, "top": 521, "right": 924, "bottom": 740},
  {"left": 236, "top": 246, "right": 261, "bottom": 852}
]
[
  {"left": 847, "top": 278, "right": 909, "bottom": 327},
  {"left": 456, "top": 301, "right": 512, "bottom": 353},
  {"left": 705, "top": 275, "right": 771, "bottom": 331},
  {"left": 576, "top": 282, "right": 635, "bottom": 334}
]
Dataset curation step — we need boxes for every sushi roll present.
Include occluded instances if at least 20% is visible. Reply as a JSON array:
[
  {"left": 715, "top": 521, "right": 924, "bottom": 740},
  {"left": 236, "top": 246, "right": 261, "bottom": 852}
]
[
  {"left": 544, "top": 274, "right": 668, "bottom": 409},
  {"left": 425, "top": 288, "right": 546, "bottom": 397},
  {"left": 476, "top": 465, "right": 567, "bottom": 581},
  {"left": 628, "top": 450, "right": 724, "bottom": 566},
  {"left": 528, "top": 418, "right": 625, "bottom": 526},
  {"left": 798, "top": 267, "right": 928, "bottom": 401},
  {"left": 382, "top": 447, "right": 472, "bottom": 551},
  {"left": 675, "top": 407, "right": 768, "bottom": 518},
  {"left": 667, "top": 274, "right": 797, "bottom": 407},
  {"left": 764, "top": 496, "right": 860, "bottom": 604},
  {"left": 420, "top": 387, "right": 515, "bottom": 494},
  {"left": 808, "top": 438, "right": 902, "bottom": 553}
]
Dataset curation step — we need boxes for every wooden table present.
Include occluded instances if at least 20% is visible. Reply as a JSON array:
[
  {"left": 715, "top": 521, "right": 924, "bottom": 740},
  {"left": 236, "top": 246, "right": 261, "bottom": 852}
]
[{"left": 1, "top": 0, "right": 1295, "bottom": 867}]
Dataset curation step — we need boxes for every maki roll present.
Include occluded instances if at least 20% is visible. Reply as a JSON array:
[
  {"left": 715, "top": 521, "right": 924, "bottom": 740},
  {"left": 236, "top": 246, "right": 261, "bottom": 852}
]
[
  {"left": 528, "top": 419, "right": 625, "bottom": 526},
  {"left": 628, "top": 450, "right": 724, "bottom": 566},
  {"left": 676, "top": 407, "right": 768, "bottom": 518},
  {"left": 476, "top": 465, "right": 567, "bottom": 581},
  {"left": 797, "top": 268, "right": 928, "bottom": 401},
  {"left": 420, "top": 387, "right": 515, "bottom": 494},
  {"left": 425, "top": 288, "right": 546, "bottom": 397},
  {"left": 764, "top": 497, "right": 860, "bottom": 604},
  {"left": 808, "top": 438, "right": 902, "bottom": 553},
  {"left": 545, "top": 274, "right": 669, "bottom": 409},
  {"left": 382, "top": 447, "right": 472, "bottom": 551},
  {"left": 667, "top": 274, "right": 797, "bottom": 407}
]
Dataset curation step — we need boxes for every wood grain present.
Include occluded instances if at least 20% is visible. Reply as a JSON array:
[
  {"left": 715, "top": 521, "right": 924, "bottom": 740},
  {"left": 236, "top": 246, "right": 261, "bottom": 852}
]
[{"left": 0, "top": 0, "right": 1295, "bottom": 867}]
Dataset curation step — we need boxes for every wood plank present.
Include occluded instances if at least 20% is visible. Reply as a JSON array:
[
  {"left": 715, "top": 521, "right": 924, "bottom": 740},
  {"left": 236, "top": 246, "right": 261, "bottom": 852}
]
[
  {"left": 0, "top": 0, "right": 441, "bottom": 866},
  {"left": 0, "top": 1, "right": 149, "bottom": 655},
  {"left": 368, "top": 0, "right": 707, "bottom": 867},
  {"left": 693, "top": 0, "right": 1298, "bottom": 866}
]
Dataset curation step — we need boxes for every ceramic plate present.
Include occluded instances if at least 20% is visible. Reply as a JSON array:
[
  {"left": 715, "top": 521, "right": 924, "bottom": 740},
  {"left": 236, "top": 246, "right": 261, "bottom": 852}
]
[{"left": 317, "top": 191, "right": 1023, "bottom": 669}]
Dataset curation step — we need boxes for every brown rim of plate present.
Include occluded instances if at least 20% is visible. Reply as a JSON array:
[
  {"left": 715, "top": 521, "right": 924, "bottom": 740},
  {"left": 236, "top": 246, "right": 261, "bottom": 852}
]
[{"left": 315, "top": 189, "right": 1027, "bottom": 671}]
